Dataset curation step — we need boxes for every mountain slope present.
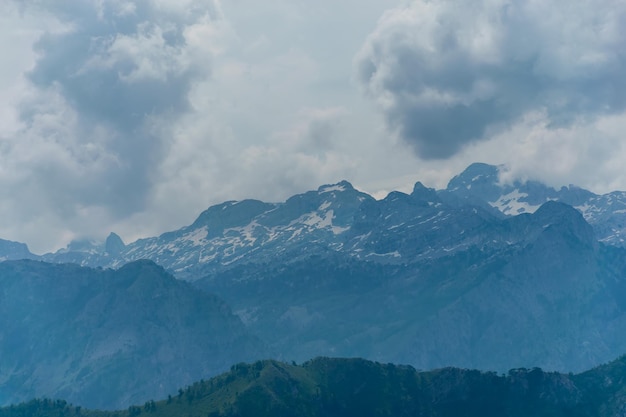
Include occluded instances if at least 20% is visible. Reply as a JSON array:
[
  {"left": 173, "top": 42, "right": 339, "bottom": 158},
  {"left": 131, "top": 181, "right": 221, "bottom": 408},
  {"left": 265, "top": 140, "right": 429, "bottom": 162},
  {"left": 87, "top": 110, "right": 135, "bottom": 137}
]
[
  {"left": 0, "top": 260, "right": 265, "bottom": 409},
  {"left": 196, "top": 200, "right": 626, "bottom": 372},
  {"left": 11, "top": 356, "right": 626, "bottom": 416},
  {"left": 0, "top": 239, "right": 36, "bottom": 262}
]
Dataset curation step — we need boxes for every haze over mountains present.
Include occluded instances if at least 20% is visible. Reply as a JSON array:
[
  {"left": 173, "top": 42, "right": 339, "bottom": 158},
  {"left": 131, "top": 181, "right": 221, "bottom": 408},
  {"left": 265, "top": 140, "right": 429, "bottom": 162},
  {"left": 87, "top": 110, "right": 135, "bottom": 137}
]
[
  {"left": 0, "top": 260, "right": 264, "bottom": 409},
  {"left": 4, "top": 163, "right": 626, "bottom": 409}
]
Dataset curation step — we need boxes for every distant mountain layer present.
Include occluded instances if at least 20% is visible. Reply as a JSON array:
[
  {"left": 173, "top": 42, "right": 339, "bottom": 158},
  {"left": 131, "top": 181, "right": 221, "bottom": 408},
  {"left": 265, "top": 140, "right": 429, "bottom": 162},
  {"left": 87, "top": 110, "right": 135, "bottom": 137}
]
[
  {"left": 3, "top": 163, "right": 622, "bottom": 275},
  {"left": 4, "top": 164, "right": 626, "bottom": 392},
  {"left": 2, "top": 163, "right": 624, "bottom": 273},
  {"left": 443, "top": 162, "right": 626, "bottom": 246},
  {"left": 0, "top": 260, "right": 265, "bottom": 410},
  {"left": 5, "top": 355, "right": 626, "bottom": 417}
]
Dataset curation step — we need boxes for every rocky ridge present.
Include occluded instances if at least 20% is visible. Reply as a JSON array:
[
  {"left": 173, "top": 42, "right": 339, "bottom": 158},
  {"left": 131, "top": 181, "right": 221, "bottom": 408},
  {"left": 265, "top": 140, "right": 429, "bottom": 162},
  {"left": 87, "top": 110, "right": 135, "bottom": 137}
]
[{"left": 3, "top": 163, "right": 620, "bottom": 277}]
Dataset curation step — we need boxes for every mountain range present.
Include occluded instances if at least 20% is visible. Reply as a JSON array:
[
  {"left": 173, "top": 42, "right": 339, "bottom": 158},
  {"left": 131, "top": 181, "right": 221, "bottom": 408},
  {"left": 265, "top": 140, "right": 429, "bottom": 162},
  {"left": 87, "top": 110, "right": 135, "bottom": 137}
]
[
  {"left": 4, "top": 163, "right": 626, "bottom": 407},
  {"left": 12, "top": 162, "right": 623, "bottom": 370},
  {"left": 4, "top": 162, "right": 625, "bottom": 270}
]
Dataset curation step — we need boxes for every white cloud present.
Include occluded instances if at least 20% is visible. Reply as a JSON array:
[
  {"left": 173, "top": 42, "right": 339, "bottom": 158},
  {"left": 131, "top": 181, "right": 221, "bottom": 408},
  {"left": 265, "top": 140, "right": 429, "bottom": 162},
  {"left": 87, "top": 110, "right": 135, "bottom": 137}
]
[
  {"left": 356, "top": 0, "right": 626, "bottom": 158},
  {"left": 86, "top": 22, "right": 185, "bottom": 83},
  {"left": 460, "top": 111, "right": 626, "bottom": 194},
  {"left": 4, "top": 0, "right": 625, "bottom": 255},
  {"left": 0, "top": 0, "right": 230, "bottom": 252}
]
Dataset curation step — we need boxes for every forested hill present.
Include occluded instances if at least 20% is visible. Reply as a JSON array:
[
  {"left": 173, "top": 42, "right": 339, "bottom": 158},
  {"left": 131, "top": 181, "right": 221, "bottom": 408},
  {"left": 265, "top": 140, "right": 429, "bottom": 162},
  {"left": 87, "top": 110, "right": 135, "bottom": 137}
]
[{"left": 5, "top": 355, "right": 626, "bottom": 417}]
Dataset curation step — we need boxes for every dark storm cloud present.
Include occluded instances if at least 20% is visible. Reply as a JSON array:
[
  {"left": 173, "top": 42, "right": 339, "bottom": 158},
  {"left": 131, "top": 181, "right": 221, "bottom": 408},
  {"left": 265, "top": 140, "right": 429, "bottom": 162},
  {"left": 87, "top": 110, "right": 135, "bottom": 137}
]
[
  {"left": 18, "top": 0, "right": 220, "bottom": 215},
  {"left": 356, "top": 0, "right": 626, "bottom": 159},
  {"left": 27, "top": 1, "right": 212, "bottom": 128}
]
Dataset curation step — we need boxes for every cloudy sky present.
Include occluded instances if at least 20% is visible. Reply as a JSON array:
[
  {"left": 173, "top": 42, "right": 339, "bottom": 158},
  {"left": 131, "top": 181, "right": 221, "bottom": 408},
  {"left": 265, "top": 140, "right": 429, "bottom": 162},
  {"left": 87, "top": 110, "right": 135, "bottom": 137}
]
[{"left": 1, "top": 0, "right": 625, "bottom": 253}]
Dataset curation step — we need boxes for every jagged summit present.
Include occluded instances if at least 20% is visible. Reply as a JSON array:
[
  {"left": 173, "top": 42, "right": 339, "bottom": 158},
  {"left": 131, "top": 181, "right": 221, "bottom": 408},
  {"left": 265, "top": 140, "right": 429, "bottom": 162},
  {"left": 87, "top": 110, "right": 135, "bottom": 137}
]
[
  {"left": 317, "top": 180, "right": 355, "bottom": 193},
  {"left": 411, "top": 181, "right": 439, "bottom": 204},
  {"left": 447, "top": 162, "right": 500, "bottom": 188},
  {"left": 105, "top": 232, "right": 125, "bottom": 256},
  {"left": 445, "top": 162, "right": 503, "bottom": 202}
]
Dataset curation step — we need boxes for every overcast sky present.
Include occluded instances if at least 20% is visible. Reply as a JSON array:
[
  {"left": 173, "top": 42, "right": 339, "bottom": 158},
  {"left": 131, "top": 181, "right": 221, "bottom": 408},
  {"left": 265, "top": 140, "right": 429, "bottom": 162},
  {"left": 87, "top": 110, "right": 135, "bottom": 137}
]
[{"left": 1, "top": 0, "right": 625, "bottom": 253}]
